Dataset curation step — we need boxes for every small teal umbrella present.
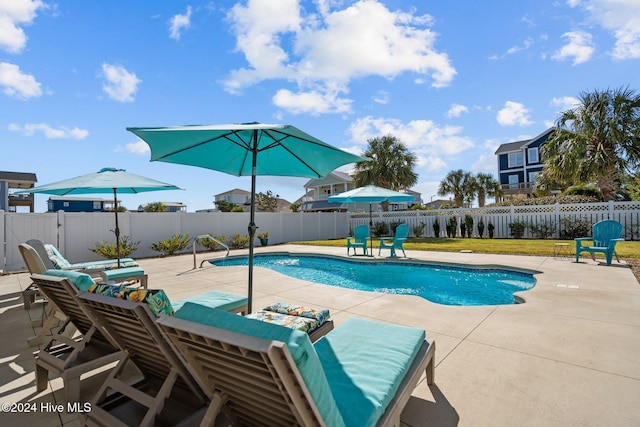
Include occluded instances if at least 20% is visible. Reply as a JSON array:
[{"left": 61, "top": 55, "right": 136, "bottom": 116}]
[
  {"left": 329, "top": 185, "right": 414, "bottom": 256},
  {"left": 17, "top": 167, "right": 182, "bottom": 267},
  {"left": 127, "top": 122, "right": 367, "bottom": 312}
]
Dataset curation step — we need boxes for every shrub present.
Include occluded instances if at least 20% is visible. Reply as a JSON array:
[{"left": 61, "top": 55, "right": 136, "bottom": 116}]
[
  {"left": 372, "top": 221, "right": 390, "bottom": 237},
  {"left": 231, "top": 206, "right": 245, "bottom": 212},
  {"left": 488, "top": 222, "right": 495, "bottom": 238},
  {"left": 446, "top": 216, "right": 458, "bottom": 237},
  {"left": 528, "top": 220, "right": 556, "bottom": 239},
  {"left": 412, "top": 222, "right": 426, "bottom": 237},
  {"left": 563, "top": 184, "right": 602, "bottom": 200},
  {"left": 228, "top": 234, "right": 250, "bottom": 249},
  {"left": 508, "top": 221, "right": 527, "bottom": 239},
  {"left": 198, "top": 234, "right": 227, "bottom": 251},
  {"left": 477, "top": 218, "right": 485, "bottom": 238},
  {"left": 150, "top": 234, "right": 190, "bottom": 255},
  {"left": 433, "top": 219, "right": 441, "bottom": 237},
  {"left": 257, "top": 232, "right": 269, "bottom": 239},
  {"left": 91, "top": 235, "right": 140, "bottom": 259},
  {"left": 560, "top": 217, "right": 592, "bottom": 240},
  {"left": 464, "top": 214, "right": 474, "bottom": 238}
]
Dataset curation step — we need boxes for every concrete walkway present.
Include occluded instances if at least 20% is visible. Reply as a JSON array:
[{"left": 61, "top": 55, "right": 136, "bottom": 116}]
[{"left": 1, "top": 245, "right": 639, "bottom": 426}]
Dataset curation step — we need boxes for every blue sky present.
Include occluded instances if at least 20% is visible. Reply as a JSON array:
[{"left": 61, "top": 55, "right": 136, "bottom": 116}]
[{"left": 2, "top": 0, "right": 638, "bottom": 212}]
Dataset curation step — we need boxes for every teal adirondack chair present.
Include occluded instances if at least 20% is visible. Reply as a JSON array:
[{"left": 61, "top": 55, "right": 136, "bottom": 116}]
[
  {"left": 379, "top": 223, "right": 409, "bottom": 257},
  {"left": 347, "top": 224, "right": 370, "bottom": 256},
  {"left": 575, "top": 220, "right": 624, "bottom": 265}
]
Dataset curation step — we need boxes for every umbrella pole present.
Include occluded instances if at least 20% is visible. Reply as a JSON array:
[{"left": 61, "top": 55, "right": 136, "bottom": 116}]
[
  {"left": 369, "top": 203, "right": 374, "bottom": 257},
  {"left": 247, "top": 131, "right": 258, "bottom": 314},
  {"left": 113, "top": 188, "right": 121, "bottom": 268}
]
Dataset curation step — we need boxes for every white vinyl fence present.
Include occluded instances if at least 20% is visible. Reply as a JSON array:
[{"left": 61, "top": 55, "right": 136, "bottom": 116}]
[
  {"left": 4, "top": 201, "right": 640, "bottom": 273},
  {"left": 349, "top": 201, "right": 640, "bottom": 240},
  {"left": 1, "top": 210, "right": 349, "bottom": 273}
]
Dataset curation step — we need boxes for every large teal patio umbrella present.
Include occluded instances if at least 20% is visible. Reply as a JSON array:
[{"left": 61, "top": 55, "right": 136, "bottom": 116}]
[
  {"left": 17, "top": 167, "right": 181, "bottom": 267},
  {"left": 127, "top": 122, "right": 366, "bottom": 313},
  {"left": 328, "top": 185, "right": 414, "bottom": 256}
]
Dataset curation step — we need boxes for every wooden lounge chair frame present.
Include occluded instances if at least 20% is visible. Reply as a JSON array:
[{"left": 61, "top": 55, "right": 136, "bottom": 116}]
[
  {"left": 77, "top": 292, "right": 208, "bottom": 427},
  {"left": 157, "top": 313, "right": 436, "bottom": 426},
  {"left": 19, "top": 243, "right": 75, "bottom": 347},
  {"left": 29, "top": 274, "right": 123, "bottom": 403}
]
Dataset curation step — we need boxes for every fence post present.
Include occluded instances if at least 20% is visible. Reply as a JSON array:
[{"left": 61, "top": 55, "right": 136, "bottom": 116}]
[
  {"left": 608, "top": 200, "right": 615, "bottom": 219},
  {"left": 555, "top": 203, "right": 560, "bottom": 239}
]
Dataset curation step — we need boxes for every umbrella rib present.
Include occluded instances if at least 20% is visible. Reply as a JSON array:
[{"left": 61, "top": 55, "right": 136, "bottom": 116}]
[
  {"left": 151, "top": 130, "right": 252, "bottom": 161},
  {"left": 260, "top": 129, "right": 332, "bottom": 178}
]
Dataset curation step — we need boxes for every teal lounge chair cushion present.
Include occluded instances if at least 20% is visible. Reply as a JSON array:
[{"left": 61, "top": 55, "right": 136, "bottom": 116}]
[
  {"left": 43, "top": 269, "right": 95, "bottom": 292},
  {"left": 171, "top": 290, "right": 248, "bottom": 312},
  {"left": 174, "top": 302, "right": 345, "bottom": 427},
  {"left": 314, "top": 317, "right": 425, "bottom": 427},
  {"left": 44, "top": 244, "right": 137, "bottom": 270}
]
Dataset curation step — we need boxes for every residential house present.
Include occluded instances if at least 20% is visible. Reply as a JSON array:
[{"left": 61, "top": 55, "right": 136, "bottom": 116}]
[
  {"left": 47, "top": 196, "right": 115, "bottom": 212},
  {"left": 214, "top": 188, "right": 251, "bottom": 211},
  {"left": 495, "top": 128, "right": 554, "bottom": 201},
  {"left": 138, "top": 202, "right": 187, "bottom": 212},
  {"left": 300, "top": 171, "right": 356, "bottom": 211},
  {"left": 0, "top": 171, "right": 37, "bottom": 212},
  {"left": 300, "top": 171, "right": 421, "bottom": 211}
]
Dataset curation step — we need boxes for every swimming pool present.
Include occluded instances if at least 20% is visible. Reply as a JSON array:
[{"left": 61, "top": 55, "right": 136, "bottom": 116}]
[{"left": 210, "top": 253, "right": 537, "bottom": 306}]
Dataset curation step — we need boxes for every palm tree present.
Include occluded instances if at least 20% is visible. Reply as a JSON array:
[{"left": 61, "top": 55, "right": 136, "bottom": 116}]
[
  {"left": 476, "top": 173, "right": 502, "bottom": 207},
  {"left": 541, "top": 87, "right": 640, "bottom": 201},
  {"left": 438, "top": 169, "right": 476, "bottom": 207},
  {"left": 354, "top": 135, "right": 418, "bottom": 191}
]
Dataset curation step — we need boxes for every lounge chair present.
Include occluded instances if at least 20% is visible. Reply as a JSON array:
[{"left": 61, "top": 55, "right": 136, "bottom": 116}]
[
  {"left": 157, "top": 302, "right": 436, "bottom": 427},
  {"left": 26, "top": 239, "right": 148, "bottom": 288},
  {"left": 19, "top": 243, "right": 74, "bottom": 346},
  {"left": 77, "top": 292, "right": 209, "bottom": 427},
  {"left": 575, "top": 219, "right": 624, "bottom": 265},
  {"left": 28, "top": 238, "right": 138, "bottom": 270},
  {"left": 379, "top": 223, "right": 409, "bottom": 257},
  {"left": 347, "top": 224, "right": 370, "bottom": 256},
  {"left": 29, "top": 273, "right": 124, "bottom": 404}
]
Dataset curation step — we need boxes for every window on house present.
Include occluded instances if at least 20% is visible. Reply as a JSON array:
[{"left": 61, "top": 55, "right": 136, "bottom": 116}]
[
  {"left": 63, "top": 201, "right": 69, "bottom": 207},
  {"left": 508, "top": 175, "right": 519, "bottom": 189},
  {"left": 528, "top": 172, "right": 540, "bottom": 186},
  {"left": 528, "top": 147, "right": 539, "bottom": 163},
  {"left": 508, "top": 152, "right": 523, "bottom": 168},
  {"left": 93, "top": 201, "right": 101, "bottom": 210}
]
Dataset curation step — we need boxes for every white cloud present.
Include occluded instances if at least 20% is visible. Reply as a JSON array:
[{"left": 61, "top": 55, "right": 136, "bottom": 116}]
[
  {"left": 568, "top": 0, "right": 640, "bottom": 60},
  {"left": 0, "top": 62, "right": 42, "bottom": 99},
  {"left": 551, "top": 95, "right": 580, "bottom": 112},
  {"left": 169, "top": 6, "right": 192, "bottom": 40},
  {"left": 447, "top": 103, "right": 469, "bottom": 118},
  {"left": 347, "top": 116, "right": 475, "bottom": 166},
  {"left": 8, "top": 122, "right": 88, "bottom": 139},
  {"left": 126, "top": 140, "right": 150, "bottom": 154},
  {"left": 224, "top": 0, "right": 455, "bottom": 114},
  {"left": 373, "top": 90, "right": 389, "bottom": 105},
  {"left": 552, "top": 31, "right": 595, "bottom": 64},
  {"left": 273, "top": 86, "right": 352, "bottom": 115},
  {"left": 101, "top": 63, "right": 141, "bottom": 102},
  {"left": 0, "top": 0, "right": 46, "bottom": 54},
  {"left": 497, "top": 101, "right": 533, "bottom": 126}
]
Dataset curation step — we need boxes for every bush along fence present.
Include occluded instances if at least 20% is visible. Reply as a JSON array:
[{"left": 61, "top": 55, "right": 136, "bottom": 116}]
[{"left": 348, "top": 201, "right": 640, "bottom": 240}]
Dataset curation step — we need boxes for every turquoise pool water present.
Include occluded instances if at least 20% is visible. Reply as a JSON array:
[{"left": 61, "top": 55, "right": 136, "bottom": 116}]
[{"left": 210, "top": 254, "right": 536, "bottom": 306}]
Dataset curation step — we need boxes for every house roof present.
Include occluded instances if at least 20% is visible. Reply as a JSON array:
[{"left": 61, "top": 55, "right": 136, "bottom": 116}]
[
  {"left": 304, "top": 170, "right": 353, "bottom": 188},
  {"left": 0, "top": 171, "right": 37, "bottom": 188},
  {"left": 214, "top": 188, "right": 250, "bottom": 197},
  {"left": 495, "top": 127, "right": 555, "bottom": 154}
]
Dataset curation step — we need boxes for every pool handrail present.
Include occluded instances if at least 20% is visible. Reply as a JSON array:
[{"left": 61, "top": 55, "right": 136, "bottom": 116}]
[{"left": 192, "top": 235, "right": 230, "bottom": 269}]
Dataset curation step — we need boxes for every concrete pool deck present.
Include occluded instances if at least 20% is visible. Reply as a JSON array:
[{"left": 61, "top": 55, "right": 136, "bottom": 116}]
[{"left": 1, "top": 244, "right": 639, "bottom": 426}]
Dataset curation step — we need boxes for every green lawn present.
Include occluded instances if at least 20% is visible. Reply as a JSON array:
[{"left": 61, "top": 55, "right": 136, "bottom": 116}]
[{"left": 291, "top": 237, "right": 640, "bottom": 259}]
